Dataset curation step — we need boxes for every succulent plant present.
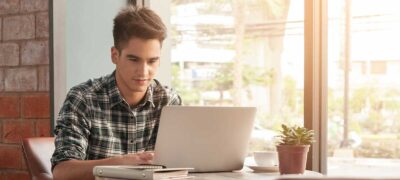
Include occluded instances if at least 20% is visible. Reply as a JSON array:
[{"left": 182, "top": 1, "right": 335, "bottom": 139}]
[{"left": 277, "top": 124, "right": 315, "bottom": 145}]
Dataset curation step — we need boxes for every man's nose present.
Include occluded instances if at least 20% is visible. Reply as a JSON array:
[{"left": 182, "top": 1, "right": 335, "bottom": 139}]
[{"left": 136, "top": 62, "right": 148, "bottom": 75}]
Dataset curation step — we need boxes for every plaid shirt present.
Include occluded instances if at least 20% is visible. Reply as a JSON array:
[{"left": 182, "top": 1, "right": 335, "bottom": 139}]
[{"left": 51, "top": 72, "right": 181, "bottom": 169}]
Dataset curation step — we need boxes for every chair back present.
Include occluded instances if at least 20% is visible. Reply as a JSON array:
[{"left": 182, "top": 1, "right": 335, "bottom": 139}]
[{"left": 22, "top": 137, "right": 55, "bottom": 180}]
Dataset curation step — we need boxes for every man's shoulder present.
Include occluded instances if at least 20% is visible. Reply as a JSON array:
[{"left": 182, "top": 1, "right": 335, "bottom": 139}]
[
  {"left": 151, "top": 79, "right": 177, "bottom": 96},
  {"left": 150, "top": 79, "right": 181, "bottom": 105},
  {"left": 68, "top": 74, "right": 112, "bottom": 98}
]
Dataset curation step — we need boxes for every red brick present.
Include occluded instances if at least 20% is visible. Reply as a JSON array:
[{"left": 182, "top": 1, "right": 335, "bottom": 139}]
[
  {"left": 38, "top": 66, "right": 49, "bottom": 91},
  {"left": 3, "top": 171, "right": 30, "bottom": 180},
  {"left": 21, "top": 41, "right": 49, "bottom": 65},
  {"left": 21, "top": 153, "right": 27, "bottom": 170},
  {"left": 3, "top": 120, "right": 35, "bottom": 143},
  {"left": 0, "top": 145, "right": 23, "bottom": 169},
  {"left": 0, "top": 95, "right": 20, "bottom": 118},
  {"left": 3, "top": 15, "right": 35, "bottom": 40},
  {"left": 0, "top": 121, "right": 2, "bottom": 142},
  {"left": 22, "top": 94, "right": 50, "bottom": 118},
  {"left": 0, "top": 43, "right": 19, "bottom": 66},
  {"left": 36, "top": 12, "right": 49, "bottom": 38},
  {"left": 0, "top": 68, "right": 4, "bottom": 91},
  {"left": 36, "top": 119, "right": 51, "bottom": 137},
  {"left": 4, "top": 67, "right": 37, "bottom": 92},
  {"left": 20, "top": 0, "right": 47, "bottom": 12},
  {"left": 0, "top": 18, "right": 2, "bottom": 41},
  {"left": 0, "top": 0, "right": 20, "bottom": 15}
]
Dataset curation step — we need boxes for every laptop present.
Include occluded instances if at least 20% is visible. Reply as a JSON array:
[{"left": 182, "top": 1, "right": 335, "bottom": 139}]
[{"left": 153, "top": 106, "right": 256, "bottom": 172}]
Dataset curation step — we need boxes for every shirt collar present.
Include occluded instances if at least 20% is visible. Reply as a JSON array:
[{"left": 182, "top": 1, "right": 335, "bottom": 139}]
[
  {"left": 139, "top": 81, "right": 155, "bottom": 108},
  {"left": 108, "top": 71, "right": 155, "bottom": 108}
]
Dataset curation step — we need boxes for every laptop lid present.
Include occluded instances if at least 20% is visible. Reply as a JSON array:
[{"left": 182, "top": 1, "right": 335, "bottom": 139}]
[{"left": 153, "top": 106, "right": 256, "bottom": 172}]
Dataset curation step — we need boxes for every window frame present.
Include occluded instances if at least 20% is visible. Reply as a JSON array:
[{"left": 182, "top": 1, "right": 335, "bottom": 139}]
[{"left": 304, "top": 0, "right": 328, "bottom": 174}]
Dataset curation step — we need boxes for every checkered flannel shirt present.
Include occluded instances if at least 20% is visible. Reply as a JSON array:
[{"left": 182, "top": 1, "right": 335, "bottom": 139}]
[{"left": 51, "top": 72, "right": 181, "bottom": 170}]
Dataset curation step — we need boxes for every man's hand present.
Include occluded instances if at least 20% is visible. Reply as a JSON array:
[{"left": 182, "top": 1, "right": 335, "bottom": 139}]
[
  {"left": 53, "top": 151, "right": 155, "bottom": 180},
  {"left": 115, "top": 151, "right": 154, "bottom": 165}
]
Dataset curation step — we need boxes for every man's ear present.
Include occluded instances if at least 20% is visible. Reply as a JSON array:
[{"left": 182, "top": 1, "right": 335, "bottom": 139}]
[{"left": 111, "top": 47, "right": 120, "bottom": 64}]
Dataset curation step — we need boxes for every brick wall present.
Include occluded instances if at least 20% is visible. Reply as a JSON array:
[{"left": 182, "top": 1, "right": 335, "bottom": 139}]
[{"left": 0, "top": 0, "right": 50, "bottom": 179}]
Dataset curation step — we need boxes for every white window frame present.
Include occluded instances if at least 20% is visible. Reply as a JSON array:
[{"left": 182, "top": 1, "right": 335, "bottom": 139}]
[{"left": 51, "top": 0, "right": 67, "bottom": 129}]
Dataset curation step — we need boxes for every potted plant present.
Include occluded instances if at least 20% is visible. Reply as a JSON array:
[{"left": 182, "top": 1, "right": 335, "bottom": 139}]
[{"left": 276, "top": 124, "right": 315, "bottom": 174}]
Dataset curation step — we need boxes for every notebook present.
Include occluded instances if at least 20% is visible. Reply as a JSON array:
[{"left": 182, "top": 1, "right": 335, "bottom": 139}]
[
  {"left": 93, "top": 165, "right": 194, "bottom": 180},
  {"left": 153, "top": 106, "right": 257, "bottom": 172}
]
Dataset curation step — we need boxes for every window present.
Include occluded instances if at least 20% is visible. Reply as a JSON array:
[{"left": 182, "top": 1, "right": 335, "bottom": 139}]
[
  {"left": 370, "top": 61, "right": 386, "bottom": 75},
  {"left": 148, "top": 0, "right": 400, "bottom": 175},
  {"left": 327, "top": 0, "right": 400, "bottom": 176},
  {"left": 170, "top": 0, "right": 305, "bottom": 153}
]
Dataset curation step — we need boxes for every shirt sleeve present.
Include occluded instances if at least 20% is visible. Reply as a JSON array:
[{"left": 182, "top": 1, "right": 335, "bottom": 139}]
[{"left": 50, "top": 88, "right": 91, "bottom": 171}]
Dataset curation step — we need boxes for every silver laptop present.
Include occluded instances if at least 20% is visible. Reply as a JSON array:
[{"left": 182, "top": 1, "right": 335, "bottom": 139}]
[{"left": 153, "top": 106, "right": 256, "bottom": 172}]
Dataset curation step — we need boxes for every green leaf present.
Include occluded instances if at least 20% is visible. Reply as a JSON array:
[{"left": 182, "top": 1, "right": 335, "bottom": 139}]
[{"left": 276, "top": 124, "right": 315, "bottom": 145}]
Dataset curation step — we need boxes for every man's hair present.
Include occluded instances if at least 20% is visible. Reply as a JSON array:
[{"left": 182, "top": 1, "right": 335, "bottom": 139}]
[{"left": 113, "top": 6, "right": 167, "bottom": 51}]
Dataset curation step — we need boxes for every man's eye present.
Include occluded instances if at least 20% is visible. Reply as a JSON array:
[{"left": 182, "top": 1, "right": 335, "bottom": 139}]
[
  {"left": 129, "top": 58, "right": 138, "bottom": 62},
  {"left": 149, "top": 60, "right": 158, "bottom": 64}
]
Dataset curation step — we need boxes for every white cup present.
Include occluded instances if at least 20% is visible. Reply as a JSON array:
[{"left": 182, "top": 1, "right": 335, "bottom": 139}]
[{"left": 253, "top": 151, "right": 278, "bottom": 167}]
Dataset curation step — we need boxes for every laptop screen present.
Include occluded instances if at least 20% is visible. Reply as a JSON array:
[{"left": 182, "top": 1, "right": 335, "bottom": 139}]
[{"left": 154, "top": 106, "right": 256, "bottom": 172}]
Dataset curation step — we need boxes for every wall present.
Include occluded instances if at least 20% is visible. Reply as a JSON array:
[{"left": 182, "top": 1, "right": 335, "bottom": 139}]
[
  {"left": 66, "top": 0, "right": 125, "bottom": 89},
  {"left": 0, "top": 0, "right": 50, "bottom": 179}
]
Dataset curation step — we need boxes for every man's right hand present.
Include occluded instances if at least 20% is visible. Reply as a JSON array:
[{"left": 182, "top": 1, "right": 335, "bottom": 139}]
[{"left": 113, "top": 151, "right": 154, "bottom": 165}]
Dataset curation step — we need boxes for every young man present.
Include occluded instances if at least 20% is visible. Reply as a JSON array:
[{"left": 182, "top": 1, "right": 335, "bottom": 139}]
[{"left": 51, "top": 7, "right": 181, "bottom": 180}]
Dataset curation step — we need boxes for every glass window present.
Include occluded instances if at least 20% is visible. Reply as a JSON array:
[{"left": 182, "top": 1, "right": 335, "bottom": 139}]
[
  {"left": 327, "top": 0, "right": 400, "bottom": 176},
  {"left": 170, "top": 0, "right": 304, "bottom": 153},
  {"left": 370, "top": 61, "right": 386, "bottom": 75}
]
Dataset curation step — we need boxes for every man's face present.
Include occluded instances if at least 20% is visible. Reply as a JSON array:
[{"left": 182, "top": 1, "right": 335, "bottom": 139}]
[{"left": 112, "top": 38, "right": 161, "bottom": 93}]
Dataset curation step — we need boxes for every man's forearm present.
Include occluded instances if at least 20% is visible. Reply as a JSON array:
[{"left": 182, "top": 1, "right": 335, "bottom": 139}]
[{"left": 52, "top": 157, "right": 121, "bottom": 180}]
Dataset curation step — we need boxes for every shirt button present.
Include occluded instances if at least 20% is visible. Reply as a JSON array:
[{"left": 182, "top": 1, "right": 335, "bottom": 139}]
[{"left": 129, "top": 139, "right": 134, "bottom": 144}]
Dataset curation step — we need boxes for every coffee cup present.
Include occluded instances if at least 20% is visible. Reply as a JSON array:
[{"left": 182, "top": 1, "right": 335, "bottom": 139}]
[{"left": 253, "top": 151, "right": 278, "bottom": 167}]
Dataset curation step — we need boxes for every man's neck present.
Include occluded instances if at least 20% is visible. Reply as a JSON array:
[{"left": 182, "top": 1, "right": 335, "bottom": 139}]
[
  {"left": 115, "top": 76, "right": 147, "bottom": 107},
  {"left": 122, "top": 91, "right": 146, "bottom": 107}
]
